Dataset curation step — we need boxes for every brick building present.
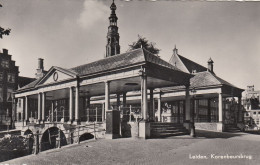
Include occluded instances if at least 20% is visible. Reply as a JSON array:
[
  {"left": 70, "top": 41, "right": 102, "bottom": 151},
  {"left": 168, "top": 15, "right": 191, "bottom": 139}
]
[
  {"left": 0, "top": 49, "right": 34, "bottom": 129},
  {"left": 243, "top": 85, "right": 260, "bottom": 129}
]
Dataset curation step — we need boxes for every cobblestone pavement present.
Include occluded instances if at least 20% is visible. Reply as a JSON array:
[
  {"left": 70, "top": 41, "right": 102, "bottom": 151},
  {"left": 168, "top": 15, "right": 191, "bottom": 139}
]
[{"left": 2, "top": 130, "right": 260, "bottom": 165}]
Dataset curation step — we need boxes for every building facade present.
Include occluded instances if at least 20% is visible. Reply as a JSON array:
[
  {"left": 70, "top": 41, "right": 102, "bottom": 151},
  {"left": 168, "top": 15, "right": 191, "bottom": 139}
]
[
  {"left": 0, "top": 49, "right": 18, "bottom": 129},
  {"left": 243, "top": 85, "right": 260, "bottom": 129},
  {"left": 12, "top": 1, "right": 245, "bottom": 146},
  {"left": 0, "top": 49, "right": 35, "bottom": 130}
]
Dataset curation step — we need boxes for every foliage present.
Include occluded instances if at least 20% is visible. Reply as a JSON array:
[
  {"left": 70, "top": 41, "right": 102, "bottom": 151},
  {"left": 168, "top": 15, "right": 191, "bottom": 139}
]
[
  {"left": 0, "top": 3, "right": 11, "bottom": 39},
  {"left": 128, "top": 35, "right": 160, "bottom": 56},
  {"left": 0, "top": 134, "right": 28, "bottom": 151}
]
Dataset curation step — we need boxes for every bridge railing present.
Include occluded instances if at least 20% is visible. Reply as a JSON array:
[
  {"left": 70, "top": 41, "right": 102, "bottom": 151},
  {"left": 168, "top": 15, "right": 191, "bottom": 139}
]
[{"left": 30, "top": 122, "right": 104, "bottom": 155}]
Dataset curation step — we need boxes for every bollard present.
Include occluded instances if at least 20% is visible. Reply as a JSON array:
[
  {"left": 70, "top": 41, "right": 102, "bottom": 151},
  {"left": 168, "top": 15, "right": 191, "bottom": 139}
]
[
  {"left": 94, "top": 123, "right": 97, "bottom": 140},
  {"left": 77, "top": 126, "right": 80, "bottom": 144},
  {"left": 96, "top": 107, "right": 98, "bottom": 122}
]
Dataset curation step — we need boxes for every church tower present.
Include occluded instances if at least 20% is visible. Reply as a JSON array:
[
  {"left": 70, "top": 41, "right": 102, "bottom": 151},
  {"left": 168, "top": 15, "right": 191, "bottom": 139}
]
[{"left": 106, "top": 0, "right": 120, "bottom": 58}]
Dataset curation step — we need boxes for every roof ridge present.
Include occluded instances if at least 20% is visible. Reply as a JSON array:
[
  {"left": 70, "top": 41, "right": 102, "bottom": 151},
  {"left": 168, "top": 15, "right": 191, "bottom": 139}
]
[
  {"left": 70, "top": 48, "right": 142, "bottom": 70},
  {"left": 178, "top": 54, "right": 206, "bottom": 69}
]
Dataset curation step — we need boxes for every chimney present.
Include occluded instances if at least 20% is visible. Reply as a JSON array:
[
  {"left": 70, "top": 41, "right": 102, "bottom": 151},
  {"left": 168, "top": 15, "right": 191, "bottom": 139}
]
[
  {"left": 3, "top": 49, "right": 8, "bottom": 55},
  {"left": 38, "top": 58, "right": 44, "bottom": 70},
  {"left": 207, "top": 58, "right": 214, "bottom": 73},
  {"left": 36, "top": 58, "right": 45, "bottom": 79}
]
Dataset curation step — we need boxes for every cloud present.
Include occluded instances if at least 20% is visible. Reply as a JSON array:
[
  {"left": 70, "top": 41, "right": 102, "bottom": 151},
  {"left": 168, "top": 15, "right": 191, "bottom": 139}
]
[{"left": 77, "top": 0, "right": 109, "bottom": 29}]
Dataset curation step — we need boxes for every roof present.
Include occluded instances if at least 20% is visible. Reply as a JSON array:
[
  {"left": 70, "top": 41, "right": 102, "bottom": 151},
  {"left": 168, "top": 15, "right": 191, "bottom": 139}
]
[
  {"left": 71, "top": 48, "right": 182, "bottom": 76},
  {"left": 178, "top": 55, "right": 207, "bottom": 73},
  {"left": 190, "top": 71, "right": 238, "bottom": 88},
  {"left": 18, "top": 76, "right": 36, "bottom": 89},
  {"left": 17, "top": 48, "right": 185, "bottom": 91},
  {"left": 18, "top": 78, "right": 41, "bottom": 90},
  {"left": 162, "top": 71, "right": 243, "bottom": 92}
]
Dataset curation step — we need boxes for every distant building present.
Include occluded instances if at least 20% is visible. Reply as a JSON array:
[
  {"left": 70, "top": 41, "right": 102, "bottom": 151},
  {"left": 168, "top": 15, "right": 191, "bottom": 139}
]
[
  {"left": 0, "top": 49, "right": 34, "bottom": 130},
  {"left": 243, "top": 85, "right": 260, "bottom": 129}
]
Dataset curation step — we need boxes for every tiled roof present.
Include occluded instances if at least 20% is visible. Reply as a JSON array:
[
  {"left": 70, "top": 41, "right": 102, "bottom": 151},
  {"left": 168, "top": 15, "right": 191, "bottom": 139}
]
[
  {"left": 162, "top": 71, "right": 242, "bottom": 92},
  {"left": 178, "top": 55, "right": 207, "bottom": 73},
  {"left": 18, "top": 76, "right": 36, "bottom": 88},
  {"left": 71, "top": 48, "right": 181, "bottom": 76},
  {"left": 17, "top": 48, "right": 183, "bottom": 91},
  {"left": 18, "top": 78, "right": 41, "bottom": 90}
]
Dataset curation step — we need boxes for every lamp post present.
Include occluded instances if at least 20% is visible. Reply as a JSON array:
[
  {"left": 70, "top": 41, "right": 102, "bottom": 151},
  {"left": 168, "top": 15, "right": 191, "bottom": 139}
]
[{"left": 190, "top": 87, "right": 196, "bottom": 137}]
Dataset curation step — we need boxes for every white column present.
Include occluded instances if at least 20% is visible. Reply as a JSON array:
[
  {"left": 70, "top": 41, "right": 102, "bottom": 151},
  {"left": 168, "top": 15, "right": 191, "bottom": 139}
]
[
  {"left": 42, "top": 92, "right": 46, "bottom": 122},
  {"left": 102, "top": 102, "right": 105, "bottom": 122},
  {"left": 69, "top": 87, "right": 73, "bottom": 121},
  {"left": 143, "top": 75, "right": 148, "bottom": 120},
  {"left": 105, "top": 81, "right": 110, "bottom": 120},
  {"left": 238, "top": 96, "right": 242, "bottom": 122},
  {"left": 158, "top": 92, "right": 162, "bottom": 122},
  {"left": 51, "top": 101, "right": 54, "bottom": 122},
  {"left": 75, "top": 86, "right": 79, "bottom": 122},
  {"left": 25, "top": 96, "right": 28, "bottom": 121},
  {"left": 38, "top": 93, "right": 41, "bottom": 121},
  {"left": 123, "top": 92, "right": 127, "bottom": 107},
  {"left": 150, "top": 89, "right": 154, "bottom": 121},
  {"left": 185, "top": 85, "right": 191, "bottom": 121},
  {"left": 117, "top": 93, "right": 120, "bottom": 109},
  {"left": 218, "top": 93, "right": 223, "bottom": 122}
]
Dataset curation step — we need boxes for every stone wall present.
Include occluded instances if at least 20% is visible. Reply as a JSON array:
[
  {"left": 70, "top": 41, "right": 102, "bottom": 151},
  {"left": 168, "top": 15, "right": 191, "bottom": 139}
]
[{"left": 195, "top": 122, "right": 218, "bottom": 131}]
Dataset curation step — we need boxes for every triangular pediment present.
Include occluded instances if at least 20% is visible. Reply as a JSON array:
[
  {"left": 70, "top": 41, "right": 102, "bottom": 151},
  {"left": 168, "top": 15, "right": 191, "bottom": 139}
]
[
  {"left": 37, "top": 67, "right": 77, "bottom": 86},
  {"left": 169, "top": 53, "right": 190, "bottom": 73}
]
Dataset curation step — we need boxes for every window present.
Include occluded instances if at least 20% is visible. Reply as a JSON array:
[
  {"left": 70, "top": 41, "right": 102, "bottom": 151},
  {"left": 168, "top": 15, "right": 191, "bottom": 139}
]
[
  {"left": 0, "top": 72, "right": 3, "bottom": 81},
  {"left": 1, "top": 60, "right": 9, "bottom": 68},
  {"left": 7, "top": 73, "right": 15, "bottom": 83},
  {"left": 0, "top": 88, "right": 2, "bottom": 102},
  {"left": 253, "top": 112, "right": 257, "bottom": 115},
  {"left": 18, "top": 99, "right": 21, "bottom": 108},
  {"left": 7, "top": 88, "right": 13, "bottom": 102}
]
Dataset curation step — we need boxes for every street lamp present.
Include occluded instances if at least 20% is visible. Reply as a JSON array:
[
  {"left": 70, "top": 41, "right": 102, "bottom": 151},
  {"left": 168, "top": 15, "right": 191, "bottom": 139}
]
[{"left": 190, "top": 87, "right": 196, "bottom": 137}]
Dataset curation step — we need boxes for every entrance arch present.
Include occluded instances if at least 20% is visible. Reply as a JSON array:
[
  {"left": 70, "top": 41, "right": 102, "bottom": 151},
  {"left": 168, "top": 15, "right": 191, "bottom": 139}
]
[
  {"left": 40, "top": 127, "right": 67, "bottom": 151},
  {"left": 79, "top": 133, "right": 94, "bottom": 142},
  {"left": 24, "top": 129, "right": 34, "bottom": 154}
]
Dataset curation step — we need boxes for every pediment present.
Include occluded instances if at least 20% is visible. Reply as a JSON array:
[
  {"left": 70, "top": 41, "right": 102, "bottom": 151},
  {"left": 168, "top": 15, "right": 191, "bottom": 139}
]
[{"left": 37, "top": 67, "right": 76, "bottom": 86}]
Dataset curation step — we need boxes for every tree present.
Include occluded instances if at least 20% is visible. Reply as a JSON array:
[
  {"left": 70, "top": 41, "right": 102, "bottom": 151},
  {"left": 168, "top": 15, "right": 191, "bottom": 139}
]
[
  {"left": 128, "top": 35, "right": 160, "bottom": 56},
  {"left": 0, "top": 3, "right": 11, "bottom": 39}
]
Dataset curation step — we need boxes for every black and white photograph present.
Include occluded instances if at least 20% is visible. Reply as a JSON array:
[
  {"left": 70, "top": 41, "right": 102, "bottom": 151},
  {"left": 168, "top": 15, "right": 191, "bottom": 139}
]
[{"left": 0, "top": 0, "right": 260, "bottom": 164}]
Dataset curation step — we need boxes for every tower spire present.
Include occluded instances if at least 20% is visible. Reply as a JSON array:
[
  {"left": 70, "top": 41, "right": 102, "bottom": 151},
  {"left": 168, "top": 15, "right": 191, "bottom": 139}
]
[
  {"left": 173, "top": 45, "right": 178, "bottom": 55},
  {"left": 105, "top": 0, "right": 120, "bottom": 58}
]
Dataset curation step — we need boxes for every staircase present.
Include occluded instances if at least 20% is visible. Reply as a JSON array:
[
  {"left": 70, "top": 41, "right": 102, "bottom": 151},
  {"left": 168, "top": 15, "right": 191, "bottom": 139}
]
[
  {"left": 224, "top": 124, "right": 241, "bottom": 132},
  {"left": 150, "top": 123, "right": 189, "bottom": 138}
]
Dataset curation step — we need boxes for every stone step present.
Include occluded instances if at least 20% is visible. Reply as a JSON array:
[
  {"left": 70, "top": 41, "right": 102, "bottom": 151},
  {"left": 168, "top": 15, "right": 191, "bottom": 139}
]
[
  {"left": 151, "top": 132, "right": 189, "bottom": 138},
  {"left": 151, "top": 130, "right": 188, "bottom": 134},
  {"left": 150, "top": 123, "right": 189, "bottom": 138},
  {"left": 151, "top": 128, "right": 187, "bottom": 132},
  {"left": 151, "top": 125, "right": 187, "bottom": 129},
  {"left": 151, "top": 128, "right": 187, "bottom": 131},
  {"left": 225, "top": 127, "right": 241, "bottom": 132},
  {"left": 150, "top": 123, "right": 183, "bottom": 126},
  {"left": 226, "top": 127, "right": 240, "bottom": 130}
]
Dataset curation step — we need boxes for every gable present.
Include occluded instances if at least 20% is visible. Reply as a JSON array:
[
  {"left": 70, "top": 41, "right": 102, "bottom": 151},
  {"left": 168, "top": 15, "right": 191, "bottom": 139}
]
[
  {"left": 39, "top": 69, "right": 75, "bottom": 86},
  {"left": 169, "top": 54, "right": 189, "bottom": 73}
]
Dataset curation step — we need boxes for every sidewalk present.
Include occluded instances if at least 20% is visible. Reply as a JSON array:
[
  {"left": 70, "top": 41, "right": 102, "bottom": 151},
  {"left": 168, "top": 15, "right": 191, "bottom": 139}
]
[{"left": 3, "top": 130, "right": 260, "bottom": 165}]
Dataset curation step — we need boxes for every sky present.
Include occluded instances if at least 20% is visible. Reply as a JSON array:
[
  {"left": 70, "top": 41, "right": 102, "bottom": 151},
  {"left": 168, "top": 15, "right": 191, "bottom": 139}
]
[{"left": 0, "top": 0, "right": 260, "bottom": 92}]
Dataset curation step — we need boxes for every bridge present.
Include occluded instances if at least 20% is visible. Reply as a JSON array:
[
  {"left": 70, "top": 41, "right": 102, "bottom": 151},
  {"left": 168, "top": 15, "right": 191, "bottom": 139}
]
[{"left": 20, "top": 122, "right": 105, "bottom": 154}]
